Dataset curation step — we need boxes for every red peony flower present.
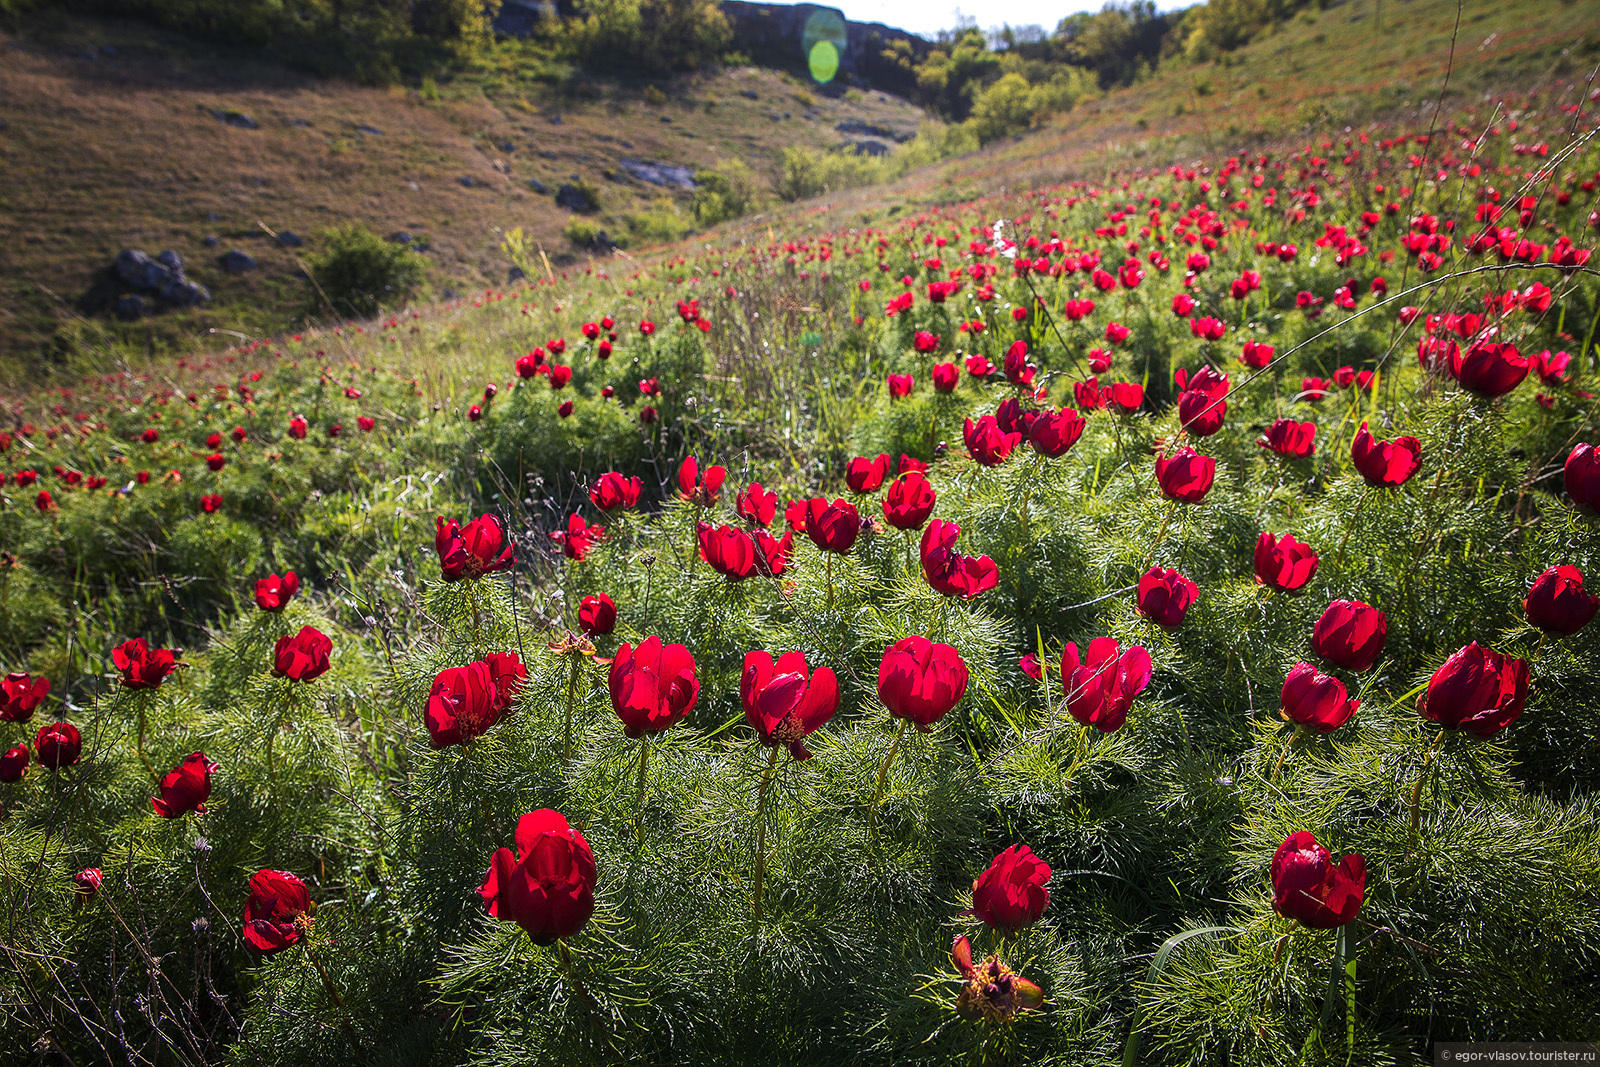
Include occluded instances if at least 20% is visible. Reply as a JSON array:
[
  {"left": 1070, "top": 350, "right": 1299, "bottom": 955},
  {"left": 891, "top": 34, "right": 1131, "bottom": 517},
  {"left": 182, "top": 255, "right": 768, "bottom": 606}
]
[
  {"left": 34, "top": 721, "right": 82, "bottom": 769},
  {"left": 255, "top": 571, "right": 300, "bottom": 612},
  {"left": 804, "top": 498, "right": 860, "bottom": 555},
  {"left": 1351, "top": 423, "right": 1421, "bottom": 487},
  {"left": 1311, "top": 600, "right": 1387, "bottom": 672},
  {"left": 479, "top": 810, "right": 596, "bottom": 945},
  {"left": 608, "top": 637, "right": 699, "bottom": 738},
  {"left": 932, "top": 362, "right": 959, "bottom": 393},
  {"left": 1522, "top": 565, "right": 1597, "bottom": 635},
  {"left": 1271, "top": 831, "right": 1365, "bottom": 929},
  {"left": 242, "top": 869, "right": 313, "bottom": 954},
  {"left": 152, "top": 753, "right": 217, "bottom": 817},
  {"left": 697, "top": 522, "right": 758, "bottom": 580},
  {"left": 678, "top": 455, "right": 726, "bottom": 507},
  {"left": 1254, "top": 532, "right": 1318, "bottom": 593},
  {"left": 590, "top": 472, "right": 642, "bottom": 511},
  {"left": 737, "top": 482, "right": 778, "bottom": 527},
  {"left": 578, "top": 593, "right": 616, "bottom": 637},
  {"left": 113, "top": 638, "right": 181, "bottom": 690},
  {"left": 882, "top": 472, "right": 937, "bottom": 530},
  {"left": 1060, "top": 637, "right": 1152, "bottom": 732},
  {"left": 846, "top": 454, "right": 891, "bottom": 494},
  {"left": 1260, "top": 418, "right": 1315, "bottom": 458},
  {"left": 1, "top": 672, "right": 50, "bottom": 724},
  {"left": 435, "top": 515, "right": 516, "bottom": 580},
  {"left": 877, "top": 636, "right": 968, "bottom": 730},
  {"left": 1136, "top": 566, "right": 1198, "bottom": 629},
  {"left": 272, "top": 625, "right": 332, "bottom": 682},
  {"left": 971, "top": 844, "right": 1052, "bottom": 932},
  {"left": 1280, "top": 663, "right": 1358, "bottom": 733},
  {"left": 1154, "top": 447, "right": 1216, "bottom": 503},
  {"left": 1418, "top": 642, "right": 1529, "bottom": 738},
  {"left": 1565, "top": 443, "right": 1600, "bottom": 512},
  {"left": 741, "top": 650, "right": 840, "bottom": 760},
  {"left": 920, "top": 519, "right": 998, "bottom": 600}
]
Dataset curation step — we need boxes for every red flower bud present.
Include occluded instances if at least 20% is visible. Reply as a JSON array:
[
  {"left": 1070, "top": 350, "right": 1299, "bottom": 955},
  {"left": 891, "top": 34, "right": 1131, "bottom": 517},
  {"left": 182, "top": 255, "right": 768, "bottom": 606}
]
[
  {"left": 804, "top": 498, "right": 860, "bottom": 555},
  {"left": 882, "top": 472, "right": 937, "bottom": 530},
  {"left": 255, "top": 571, "right": 300, "bottom": 612},
  {"left": 272, "top": 625, "right": 332, "bottom": 682},
  {"left": 1253, "top": 532, "right": 1318, "bottom": 593},
  {"left": 1311, "top": 600, "right": 1387, "bottom": 672},
  {"left": 1136, "top": 566, "right": 1198, "bottom": 629},
  {"left": 1565, "top": 443, "right": 1600, "bottom": 513},
  {"left": 931, "top": 362, "right": 959, "bottom": 393},
  {"left": 578, "top": 593, "right": 617, "bottom": 637},
  {"left": 971, "top": 844, "right": 1052, "bottom": 932},
  {"left": 0, "top": 744, "right": 27, "bottom": 782},
  {"left": 152, "top": 753, "right": 217, "bottom": 817},
  {"left": 1351, "top": 422, "right": 1421, "bottom": 487},
  {"left": 1154, "top": 447, "right": 1216, "bottom": 503},
  {"left": 34, "top": 721, "right": 82, "bottom": 769},
  {"left": 1280, "top": 663, "right": 1358, "bottom": 733},
  {"left": 1523, "top": 565, "right": 1597, "bottom": 635}
]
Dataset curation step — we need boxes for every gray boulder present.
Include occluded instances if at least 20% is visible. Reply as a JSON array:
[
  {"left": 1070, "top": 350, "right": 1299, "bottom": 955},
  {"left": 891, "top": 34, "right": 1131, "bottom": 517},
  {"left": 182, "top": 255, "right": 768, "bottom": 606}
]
[
  {"left": 156, "top": 249, "right": 184, "bottom": 272},
  {"left": 160, "top": 277, "right": 211, "bottom": 307},
  {"left": 114, "top": 294, "right": 146, "bottom": 320},
  {"left": 114, "top": 249, "right": 173, "bottom": 291},
  {"left": 529, "top": 178, "right": 548, "bottom": 194},
  {"left": 555, "top": 183, "right": 594, "bottom": 212},
  {"left": 277, "top": 230, "right": 303, "bottom": 247},
  {"left": 388, "top": 231, "right": 415, "bottom": 244},
  {"left": 220, "top": 250, "right": 257, "bottom": 274},
  {"left": 618, "top": 158, "right": 696, "bottom": 189}
]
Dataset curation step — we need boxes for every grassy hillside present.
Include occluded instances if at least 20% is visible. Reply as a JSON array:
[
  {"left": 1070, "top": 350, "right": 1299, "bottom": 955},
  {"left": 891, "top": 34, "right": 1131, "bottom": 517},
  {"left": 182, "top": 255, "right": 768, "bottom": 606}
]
[{"left": 0, "top": 11, "right": 923, "bottom": 366}]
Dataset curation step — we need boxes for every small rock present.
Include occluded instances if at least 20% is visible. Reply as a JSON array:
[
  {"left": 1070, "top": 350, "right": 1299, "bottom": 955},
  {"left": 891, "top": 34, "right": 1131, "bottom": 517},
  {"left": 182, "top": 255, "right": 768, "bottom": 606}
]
[
  {"left": 290, "top": 118, "right": 312, "bottom": 127},
  {"left": 783, "top": 112, "right": 791, "bottom": 120},
  {"left": 740, "top": 89, "right": 759, "bottom": 100},
  {"left": 277, "top": 231, "right": 303, "bottom": 247},
  {"left": 204, "top": 235, "right": 219, "bottom": 247},
  {"left": 547, "top": 114, "right": 563, "bottom": 125},
  {"left": 619, "top": 140, "right": 634, "bottom": 149},
  {"left": 407, "top": 181, "right": 420, "bottom": 191},
  {"left": 114, "top": 250, "right": 172, "bottom": 291},
  {"left": 388, "top": 231, "right": 414, "bottom": 244},
  {"left": 500, "top": 140, "right": 515, "bottom": 152},
  {"left": 219, "top": 110, "right": 258, "bottom": 129},
  {"left": 529, "top": 178, "right": 548, "bottom": 194},
  {"left": 442, "top": 288, "right": 459, "bottom": 301},
  {"left": 459, "top": 176, "right": 475, "bottom": 187},
  {"left": 555, "top": 183, "right": 593, "bottom": 212},
  {"left": 358, "top": 124, "right": 382, "bottom": 135},
  {"left": 542, "top": 150, "right": 558, "bottom": 160},
  {"left": 219, "top": 250, "right": 257, "bottom": 274},
  {"left": 205, "top": 212, "right": 222, "bottom": 222},
  {"left": 156, "top": 250, "right": 184, "bottom": 272},
  {"left": 114, "top": 294, "right": 146, "bottom": 320},
  {"left": 659, "top": 114, "right": 672, "bottom": 123},
  {"left": 508, "top": 266, "right": 526, "bottom": 283},
  {"left": 160, "top": 277, "right": 210, "bottom": 307}
]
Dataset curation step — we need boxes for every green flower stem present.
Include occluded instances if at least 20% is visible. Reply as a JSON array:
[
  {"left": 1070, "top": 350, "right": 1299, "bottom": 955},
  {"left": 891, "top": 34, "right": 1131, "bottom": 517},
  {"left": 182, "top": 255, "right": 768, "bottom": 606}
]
[
  {"left": 134, "top": 693, "right": 156, "bottom": 781},
  {"left": 825, "top": 552, "right": 834, "bottom": 612},
  {"left": 1271, "top": 724, "right": 1308, "bottom": 782},
  {"left": 752, "top": 745, "right": 780, "bottom": 928},
  {"left": 1148, "top": 501, "right": 1178, "bottom": 564},
  {"left": 467, "top": 580, "right": 484, "bottom": 657},
  {"left": 563, "top": 655, "right": 582, "bottom": 772},
  {"left": 1333, "top": 487, "right": 1372, "bottom": 563},
  {"left": 635, "top": 736, "right": 651, "bottom": 845},
  {"left": 868, "top": 719, "right": 911, "bottom": 830},
  {"left": 1407, "top": 728, "right": 1448, "bottom": 856}
]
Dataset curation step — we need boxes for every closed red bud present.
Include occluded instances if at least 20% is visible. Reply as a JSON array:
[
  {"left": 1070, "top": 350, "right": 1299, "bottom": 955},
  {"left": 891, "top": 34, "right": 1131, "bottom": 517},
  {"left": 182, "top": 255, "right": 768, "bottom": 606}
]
[
  {"left": 479, "top": 810, "right": 596, "bottom": 945},
  {"left": 1060, "top": 637, "right": 1152, "bottom": 732},
  {"left": 1565, "top": 443, "right": 1600, "bottom": 512},
  {"left": 1418, "top": 642, "right": 1529, "bottom": 738},
  {"left": 877, "top": 636, "right": 968, "bottom": 729},
  {"left": 74, "top": 868, "right": 102, "bottom": 898},
  {"left": 931, "top": 362, "right": 959, "bottom": 393},
  {"left": 1271, "top": 831, "right": 1365, "bottom": 929},
  {"left": 113, "top": 638, "right": 181, "bottom": 690},
  {"left": 152, "top": 753, "right": 217, "bottom": 817},
  {"left": 579, "top": 593, "right": 617, "bottom": 636},
  {"left": 804, "top": 498, "right": 860, "bottom": 554},
  {"left": 34, "top": 721, "right": 81, "bottom": 769},
  {"left": 1154, "top": 447, "right": 1216, "bottom": 503},
  {"left": 1451, "top": 340, "right": 1530, "bottom": 398},
  {"left": 1523, "top": 566, "right": 1597, "bottom": 635},
  {"left": 1351, "top": 422, "right": 1421, "bottom": 487},
  {"left": 1178, "top": 389, "right": 1226, "bottom": 436},
  {"left": 1137, "top": 566, "right": 1198, "bottom": 629},
  {"left": 1260, "top": 418, "right": 1315, "bottom": 458},
  {"left": 255, "top": 571, "right": 300, "bottom": 612},
  {"left": 272, "top": 625, "right": 332, "bottom": 682},
  {"left": 1, "top": 744, "right": 27, "bottom": 782},
  {"left": 698, "top": 522, "right": 759, "bottom": 580},
  {"left": 971, "top": 844, "right": 1052, "bottom": 932},
  {"left": 887, "top": 373, "right": 914, "bottom": 397},
  {"left": 1280, "top": 663, "right": 1358, "bottom": 733},
  {"left": 1028, "top": 408, "right": 1085, "bottom": 457},
  {"left": 1311, "top": 600, "right": 1387, "bottom": 672},
  {"left": 741, "top": 650, "right": 839, "bottom": 760},
  {"left": 608, "top": 637, "right": 699, "bottom": 738}
]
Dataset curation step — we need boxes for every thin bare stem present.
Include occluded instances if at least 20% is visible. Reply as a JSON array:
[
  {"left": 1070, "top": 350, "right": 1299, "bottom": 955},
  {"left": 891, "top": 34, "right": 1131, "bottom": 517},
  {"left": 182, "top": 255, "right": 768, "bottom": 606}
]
[
  {"left": 868, "top": 719, "right": 911, "bottom": 831},
  {"left": 751, "top": 745, "right": 780, "bottom": 927}
]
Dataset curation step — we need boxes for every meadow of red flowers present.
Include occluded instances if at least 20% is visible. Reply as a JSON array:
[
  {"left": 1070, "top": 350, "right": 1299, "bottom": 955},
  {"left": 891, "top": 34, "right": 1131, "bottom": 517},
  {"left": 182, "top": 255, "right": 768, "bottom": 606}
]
[{"left": 2, "top": 87, "right": 1599, "bottom": 1065}]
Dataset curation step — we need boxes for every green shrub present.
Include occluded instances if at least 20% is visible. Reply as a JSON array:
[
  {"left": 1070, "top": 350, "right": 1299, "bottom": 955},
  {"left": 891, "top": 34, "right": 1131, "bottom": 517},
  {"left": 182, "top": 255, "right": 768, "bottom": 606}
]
[{"left": 305, "top": 224, "right": 426, "bottom": 319}]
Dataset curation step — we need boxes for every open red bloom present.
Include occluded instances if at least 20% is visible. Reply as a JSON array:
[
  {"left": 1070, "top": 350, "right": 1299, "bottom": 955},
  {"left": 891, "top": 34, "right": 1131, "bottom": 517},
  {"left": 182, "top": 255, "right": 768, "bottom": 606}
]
[
  {"left": 1351, "top": 423, "right": 1421, "bottom": 487},
  {"left": 1260, "top": 419, "right": 1315, "bottom": 458},
  {"left": 1154, "top": 447, "right": 1216, "bottom": 503},
  {"left": 552, "top": 514, "right": 605, "bottom": 561},
  {"left": 1451, "top": 339, "right": 1530, "bottom": 398},
  {"left": 804, "top": 498, "right": 860, "bottom": 555},
  {"left": 479, "top": 810, "right": 596, "bottom": 946},
  {"left": 846, "top": 454, "right": 890, "bottom": 494},
  {"left": 242, "top": 869, "right": 313, "bottom": 954},
  {"left": 1418, "top": 642, "right": 1529, "bottom": 738},
  {"left": 609, "top": 637, "right": 698, "bottom": 738},
  {"left": 590, "top": 472, "right": 642, "bottom": 511},
  {"left": 1136, "top": 566, "right": 1198, "bottom": 629},
  {"left": 963, "top": 416, "right": 1020, "bottom": 467},
  {"left": 882, "top": 471, "right": 937, "bottom": 530},
  {"left": 741, "top": 650, "right": 840, "bottom": 760},
  {"left": 272, "top": 625, "right": 332, "bottom": 682},
  {"left": 1523, "top": 565, "right": 1597, "bottom": 635},
  {"left": 698, "top": 522, "right": 759, "bottom": 580},
  {"left": 971, "top": 844, "right": 1052, "bottom": 932},
  {"left": 877, "top": 636, "right": 968, "bottom": 729},
  {"left": 254, "top": 571, "right": 300, "bottom": 612},
  {"left": 113, "top": 638, "right": 181, "bottom": 690},
  {"left": 34, "top": 721, "right": 82, "bottom": 769},
  {"left": 579, "top": 593, "right": 617, "bottom": 636},
  {"left": 1, "top": 672, "right": 50, "bottom": 723},
  {"left": 752, "top": 529, "right": 793, "bottom": 577},
  {"left": 152, "top": 753, "right": 217, "bottom": 817},
  {"left": 920, "top": 519, "right": 998, "bottom": 600},
  {"left": 1280, "top": 663, "right": 1358, "bottom": 733},
  {"left": 1028, "top": 408, "right": 1085, "bottom": 457},
  {"left": 426, "top": 655, "right": 525, "bottom": 748},
  {"left": 1060, "top": 637, "right": 1152, "bottom": 732},
  {"left": 1254, "top": 532, "right": 1318, "bottom": 593},
  {"left": 678, "top": 456, "right": 726, "bottom": 506},
  {"left": 736, "top": 482, "right": 778, "bottom": 527},
  {"left": 1271, "top": 831, "right": 1365, "bottom": 929},
  {"left": 435, "top": 515, "right": 516, "bottom": 580},
  {"left": 1107, "top": 381, "right": 1144, "bottom": 413},
  {"left": 1311, "top": 600, "right": 1387, "bottom": 672}
]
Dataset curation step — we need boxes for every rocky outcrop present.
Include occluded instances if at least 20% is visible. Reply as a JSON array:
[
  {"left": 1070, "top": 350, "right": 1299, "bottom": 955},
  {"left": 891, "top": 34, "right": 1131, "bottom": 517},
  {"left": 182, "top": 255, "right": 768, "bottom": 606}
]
[{"left": 80, "top": 248, "right": 211, "bottom": 320}]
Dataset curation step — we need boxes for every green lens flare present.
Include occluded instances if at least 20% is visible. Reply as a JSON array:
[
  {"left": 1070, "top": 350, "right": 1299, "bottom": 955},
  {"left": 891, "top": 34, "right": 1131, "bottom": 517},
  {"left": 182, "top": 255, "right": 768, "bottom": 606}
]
[{"left": 808, "top": 40, "right": 839, "bottom": 84}]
